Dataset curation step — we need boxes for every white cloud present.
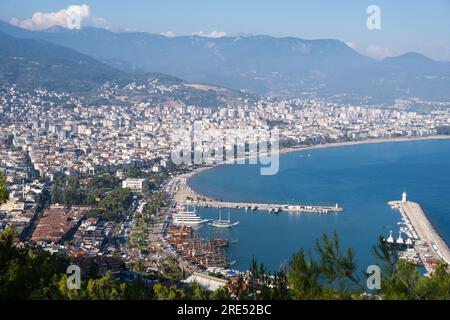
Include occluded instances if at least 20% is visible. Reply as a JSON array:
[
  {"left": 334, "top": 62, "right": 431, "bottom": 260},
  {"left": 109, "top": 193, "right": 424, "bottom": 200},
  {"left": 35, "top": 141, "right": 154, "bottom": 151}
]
[
  {"left": 346, "top": 42, "right": 403, "bottom": 60},
  {"left": 90, "top": 16, "right": 112, "bottom": 29},
  {"left": 345, "top": 41, "right": 358, "bottom": 50},
  {"left": 10, "top": 4, "right": 92, "bottom": 30},
  {"left": 192, "top": 30, "right": 227, "bottom": 38},
  {"left": 365, "top": 45, "right": 401, "bottom": 60},
  {"left": 160, "top": 31, "right": 176, "bottom": 38}
]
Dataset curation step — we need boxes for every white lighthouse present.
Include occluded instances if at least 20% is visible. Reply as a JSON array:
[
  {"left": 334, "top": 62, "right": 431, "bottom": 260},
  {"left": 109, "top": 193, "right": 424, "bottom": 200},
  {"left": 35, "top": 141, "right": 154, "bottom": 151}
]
[{"left": 402, "top": 191, "right": 407, "bottom": 204}]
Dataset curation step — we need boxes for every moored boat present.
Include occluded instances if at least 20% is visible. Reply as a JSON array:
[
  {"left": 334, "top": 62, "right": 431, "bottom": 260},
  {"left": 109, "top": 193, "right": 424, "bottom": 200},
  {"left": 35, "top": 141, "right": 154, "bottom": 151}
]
[
  {"left": 209, "top": 211, "right": 240, "bottom": 228},
  {"left": 172, "top": 205, "right": 209, "bottom": 226}
]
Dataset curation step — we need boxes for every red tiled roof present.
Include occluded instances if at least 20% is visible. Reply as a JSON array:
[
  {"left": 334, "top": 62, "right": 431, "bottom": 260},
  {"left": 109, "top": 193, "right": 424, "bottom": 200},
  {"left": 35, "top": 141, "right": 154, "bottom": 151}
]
[{"left": 31, "top": 205, "right": 87, "bottom": 243}]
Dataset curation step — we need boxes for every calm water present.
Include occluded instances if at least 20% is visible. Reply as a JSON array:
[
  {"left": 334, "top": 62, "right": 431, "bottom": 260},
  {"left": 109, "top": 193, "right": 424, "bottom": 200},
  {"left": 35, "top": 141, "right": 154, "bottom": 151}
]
[{"left": 188, "top": 139, "right": 450, "bottom": 272}]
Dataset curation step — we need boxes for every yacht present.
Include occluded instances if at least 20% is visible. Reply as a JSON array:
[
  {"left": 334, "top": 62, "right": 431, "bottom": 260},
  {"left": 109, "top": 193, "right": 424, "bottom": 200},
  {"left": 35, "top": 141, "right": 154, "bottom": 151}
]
[
  {"left": 396, "top": 231, "right": 405, "bottom": 245},
  {"left": 172, "top": 206, "right": 209, "bottom": 226},
  {"left": 209, "top": 211, "right": 239, "bottom": 228},
  {"left": 386, "top": 230, "right": 394, "bottom": 244}
]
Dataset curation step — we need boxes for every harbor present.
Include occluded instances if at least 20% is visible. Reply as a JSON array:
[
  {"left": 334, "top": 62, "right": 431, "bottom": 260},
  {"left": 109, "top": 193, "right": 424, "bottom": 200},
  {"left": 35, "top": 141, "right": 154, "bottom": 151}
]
[
  {"left": 173, "top": 173, "right": 343, "bottom": 214},
  {"left": 173, "top": 140, "right": 450, "bottom": 273},
  {"left": 165, "top": 172, "right": 342, "bottom": 271},
  {"left": 167, "top": 225, "right": 229, "bottom": 269},
  {"left": 388, "top": 192, "right": 450, "bottom": 273}
]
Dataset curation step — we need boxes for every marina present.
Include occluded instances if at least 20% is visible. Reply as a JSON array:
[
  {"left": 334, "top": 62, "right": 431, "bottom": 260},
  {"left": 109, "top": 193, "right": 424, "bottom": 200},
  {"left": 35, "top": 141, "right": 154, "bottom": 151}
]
[
  {"left": 167, "top": 205, "right": 234, "bottom": 269},
  {"left": 388, "top": 192, "right": 450, "bottom": 272},
  {"left": 167, "top": 225, "right": 229, "bottom": 268}
]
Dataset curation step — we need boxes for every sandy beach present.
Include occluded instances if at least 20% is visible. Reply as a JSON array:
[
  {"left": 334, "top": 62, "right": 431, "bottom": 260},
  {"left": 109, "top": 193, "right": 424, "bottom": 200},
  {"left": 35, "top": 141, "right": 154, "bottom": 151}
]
[
  {"left": 172, "top": 135, "right": 450, "bottom": 204},
  {"left": 173, "top": 167, "right": 219, "bottom": 204},
  {"left": 183, "top": 135, "right": 450, "bottom": 182},
  {"left": 277, "top": 135, "right": 450, "bottom": 156}
]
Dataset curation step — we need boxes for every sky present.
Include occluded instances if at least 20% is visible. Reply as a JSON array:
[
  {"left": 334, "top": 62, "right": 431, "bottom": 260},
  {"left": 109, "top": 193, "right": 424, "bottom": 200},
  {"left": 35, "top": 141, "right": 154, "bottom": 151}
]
[{"left": 1, "top": 0, "right": 449, "bottom": 61}]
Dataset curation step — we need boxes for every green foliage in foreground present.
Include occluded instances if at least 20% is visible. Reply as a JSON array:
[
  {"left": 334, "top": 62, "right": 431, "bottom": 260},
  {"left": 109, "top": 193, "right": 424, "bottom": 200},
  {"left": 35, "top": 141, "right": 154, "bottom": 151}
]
[
  {"left": 1, "top": 228, "right": 450, "bottom": 300},
  {"left": 231, "top": 233, "right": 450, "bottom": 300},
  {"left": 0, "top": 228, "right": 148, "bottom": 300}
]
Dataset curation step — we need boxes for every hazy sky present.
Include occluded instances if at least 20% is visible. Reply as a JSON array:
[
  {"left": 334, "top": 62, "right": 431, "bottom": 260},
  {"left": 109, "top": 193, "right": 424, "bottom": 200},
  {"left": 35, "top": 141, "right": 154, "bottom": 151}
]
[{"left": 1, "top": 0, "right": 449, "bottom": 60}]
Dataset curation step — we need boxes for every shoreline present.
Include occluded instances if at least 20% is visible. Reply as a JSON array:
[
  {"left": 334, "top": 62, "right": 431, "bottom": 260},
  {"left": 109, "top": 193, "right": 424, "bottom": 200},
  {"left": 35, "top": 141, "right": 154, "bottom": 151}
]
[
  {"left": 184, "top": 134, "right": 450, "bottom": 187},
  {"left": 277, "top": 134, "right": 450, "bottom": 157},
  {"left": 168, "top": 135, "right": 450, "bottom": 271},
  {"left": 176, "top": 135, "right": 450, "bottom": 203}
]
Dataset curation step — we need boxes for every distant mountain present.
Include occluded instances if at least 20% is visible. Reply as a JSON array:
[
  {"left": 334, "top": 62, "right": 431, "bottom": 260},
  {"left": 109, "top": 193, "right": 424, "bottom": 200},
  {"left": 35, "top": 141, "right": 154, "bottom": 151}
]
[
  {"left": 0, "top": 30, "right": 253, "bottom": 108},
  {"left": 0, "top": 31, "right": 127, "bottom": 93},
  {"left": 382, "top": 52, "right": 443, "bottom": 72},
  {"left": 374, "top": 53, "right": 450, "bottom": 100},
  {"left": 1, "top": 20, "right": 449, "bottom": 102}
]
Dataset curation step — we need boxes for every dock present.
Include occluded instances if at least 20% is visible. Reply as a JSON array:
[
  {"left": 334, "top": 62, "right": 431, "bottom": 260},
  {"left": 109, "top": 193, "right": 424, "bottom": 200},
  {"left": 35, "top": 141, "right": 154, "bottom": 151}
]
[
  {"left": 196, "top": 200, "right": 343, "bottom": 214},
  {"left": 171, "top": 174, "right": 343, "bottom": 214},
  {"left": 388, "top": 198, "right": 450, "bottom": 272}
]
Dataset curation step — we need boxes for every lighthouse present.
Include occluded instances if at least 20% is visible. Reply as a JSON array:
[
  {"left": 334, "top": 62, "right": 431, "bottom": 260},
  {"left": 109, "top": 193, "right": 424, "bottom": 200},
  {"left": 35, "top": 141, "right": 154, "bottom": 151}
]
[{"left": 402, "top": 191, "right": 407, "bottom": 204}]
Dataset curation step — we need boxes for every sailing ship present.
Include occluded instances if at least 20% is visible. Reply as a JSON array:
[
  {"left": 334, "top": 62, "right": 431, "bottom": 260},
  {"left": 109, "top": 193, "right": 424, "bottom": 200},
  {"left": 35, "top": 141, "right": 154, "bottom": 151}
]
[{"left": 209, "top": 211, "right": 239, "bottom": 228}]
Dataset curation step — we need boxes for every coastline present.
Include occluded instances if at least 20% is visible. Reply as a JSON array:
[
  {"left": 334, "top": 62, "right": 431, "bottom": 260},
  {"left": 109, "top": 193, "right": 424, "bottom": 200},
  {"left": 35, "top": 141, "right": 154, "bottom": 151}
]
[
  {"left": 173, "top": 135, "right": 450, "bottom": 251},
  {"left": 167, "top": 135, "right": 450, "bottom": 271},
  {"left": 184, "top": 134, "right": 450, "bottom": 186},
  {"left": 177, "top": 135, "right": 450, "bottom": 202},
  {"left": 276, "top": 134, "right": 450, "bottom": 157}
]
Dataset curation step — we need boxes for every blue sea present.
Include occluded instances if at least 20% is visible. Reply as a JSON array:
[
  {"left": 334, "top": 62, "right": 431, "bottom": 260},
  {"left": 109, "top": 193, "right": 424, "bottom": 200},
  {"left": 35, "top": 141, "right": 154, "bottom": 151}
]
[{"left": 188, "top": 139, "right": 450, "bottom": 273}]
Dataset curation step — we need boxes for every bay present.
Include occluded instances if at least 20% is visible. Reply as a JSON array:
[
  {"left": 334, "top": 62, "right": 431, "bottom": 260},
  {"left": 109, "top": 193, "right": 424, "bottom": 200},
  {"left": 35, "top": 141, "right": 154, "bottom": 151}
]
[{"left": 188, "top": 139, "right": 450, "bottom": 272}]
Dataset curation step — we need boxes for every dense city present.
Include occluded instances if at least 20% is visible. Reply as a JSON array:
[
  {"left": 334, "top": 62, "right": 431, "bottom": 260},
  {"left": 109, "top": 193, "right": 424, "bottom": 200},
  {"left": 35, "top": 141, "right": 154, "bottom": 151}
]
[{"left": 1, "top": 77, "right": 450, "bottom": 299}]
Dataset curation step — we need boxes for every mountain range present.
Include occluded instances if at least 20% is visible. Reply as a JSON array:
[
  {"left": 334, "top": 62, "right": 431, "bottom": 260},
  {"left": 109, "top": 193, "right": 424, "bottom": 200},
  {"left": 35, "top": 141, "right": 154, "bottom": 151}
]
[
  {"left": 0, "top": 31, "right": 126, "bottom": 93},
  {"left": 0, "top": 30, "right": 252, "bottom": 108},
  {"left": 1, "top": 20, "right": 449, "bottom": 103}
]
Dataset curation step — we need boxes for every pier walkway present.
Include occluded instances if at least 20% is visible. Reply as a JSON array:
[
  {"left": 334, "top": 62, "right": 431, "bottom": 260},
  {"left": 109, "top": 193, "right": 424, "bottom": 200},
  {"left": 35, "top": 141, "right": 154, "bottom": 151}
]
[
  {"left": 388, "top": 200, "right": 450, "bottom": 270},
  {"left": 196, "top": 200, "right": 343, "bottom": 214},
  {"left": 172, "top": 175, "right": 343, "bottom": 214}
]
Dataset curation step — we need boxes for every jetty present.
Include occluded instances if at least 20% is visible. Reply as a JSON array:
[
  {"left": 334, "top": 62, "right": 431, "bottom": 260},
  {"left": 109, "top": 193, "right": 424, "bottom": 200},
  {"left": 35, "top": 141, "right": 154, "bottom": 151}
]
[
  {"left": 388, "top": 192, "right": 450, "bottom": 272},
  {"left": 171, "top": 175, "right": 343, "bottom": 214},
  {"left": 196, "top": 200, "right": 343, "bottom": 214}
]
